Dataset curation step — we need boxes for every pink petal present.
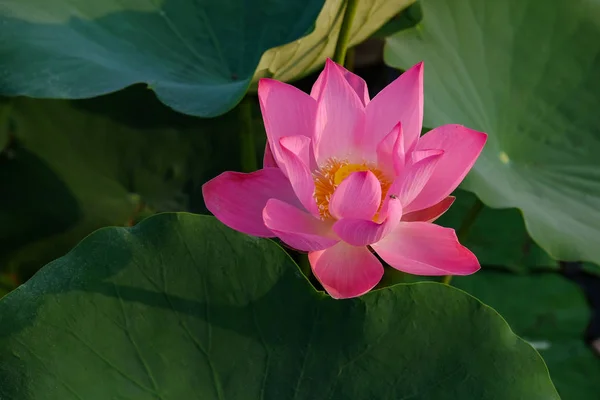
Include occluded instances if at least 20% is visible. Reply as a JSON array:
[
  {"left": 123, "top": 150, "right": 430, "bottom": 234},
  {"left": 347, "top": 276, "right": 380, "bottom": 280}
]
[
  {"left": 279, "top": 137, "right": 320, "bottom": 217},
  {"left": 258, "top": 78, "right": 316, "bottom": 173},
  {"left": 340, "top": 69, "right": 370, "bottom": 107},
  {"left": 409, "top": 125, "right": 487, "bottom": 212},
  {"left": 402, "top": 196, "right": 455, "bottom": 222},
  {"left": 311, "top": 67, "right": 325, "bottom": 99},
  {"left": 372, "top": 222, "right": 480, "bottom": 276},
  {"left": 329, "top": 171, "right": 381, "bottom": 220},
  {"left": 386, "top": 149, "right": 444, "bottom": 210},
  {"left": 313, "top": 59, "right": 366, "bottom": 165},
  {"left": 364, "top": 62, "right": 423, "bottom": 156},
  {"left": 311, "top": 59, "right": 370, "bottom": 106},
  {"left": 309, "top": 242, "right": 384, "bottom": 299},
  {"left": 376, "top": 121, "right": 405, "bottom": 178},
  {"left": 333, "top": 197, "right": 402, "bottom": 246},
  {"left": 263, "top": 199, "right": 338, "bottom": 251},
  {"left": 203, "top": 168, "right": 302, "bottom": 237},
  {"left": 263, "top": 142, "right": 278, "bottom": 168},
  {"left": 280, "top": 135, "right": 314, "bottom": 171}
]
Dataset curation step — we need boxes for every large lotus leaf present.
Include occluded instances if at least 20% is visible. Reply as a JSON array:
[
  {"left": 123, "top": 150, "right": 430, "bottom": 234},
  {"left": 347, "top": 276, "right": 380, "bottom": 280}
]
[
  {"left": 455, "top": 272, "right": 600, "bottom": 399},
  {"left": 384, "top": 0, "right": 600, "bottom": 264},
  {"left": 0, "top": 214, "right": 558, "bottom": 399},
  {"left": 253, "top": 0, "right": 414, "bottom": 83},
  {"left": 0, "top": 0, "right": 323, "bottom": 117},
  {"left": 0, "top": 89, "right": 264, "bottom": 279}
]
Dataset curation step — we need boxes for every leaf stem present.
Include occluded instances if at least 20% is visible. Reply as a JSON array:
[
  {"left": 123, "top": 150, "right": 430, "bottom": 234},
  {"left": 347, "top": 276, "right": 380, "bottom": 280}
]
[
  {"left": 442, "top": 197, "right": 484, "bottom": 285},
  {"left": 332, "top": 0, "right": 359, "bottom": 66},
  {"left": 239, "top": 97, "right": 258, "bottom": 173},
  {"left": 345, "top": 47, "right": 355, "bottom": 72}
]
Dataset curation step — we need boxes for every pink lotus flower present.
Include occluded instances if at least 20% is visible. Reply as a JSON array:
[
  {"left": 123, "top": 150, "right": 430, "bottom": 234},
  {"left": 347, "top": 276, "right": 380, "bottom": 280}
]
[{"left": 203, "top": 59, "right": 487, "bottom": 299}]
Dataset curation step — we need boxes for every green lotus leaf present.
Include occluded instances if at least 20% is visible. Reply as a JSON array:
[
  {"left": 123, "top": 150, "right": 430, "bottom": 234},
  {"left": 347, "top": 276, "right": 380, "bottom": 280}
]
[
  {"left": 0, "top": 0, "right": 323, "bottom": 116},
  {"left": 0, "top": 214, "right": 559, "bottom": 399},
  {"left": 384, "top": 0, "right": 600, "bottom": 264}
]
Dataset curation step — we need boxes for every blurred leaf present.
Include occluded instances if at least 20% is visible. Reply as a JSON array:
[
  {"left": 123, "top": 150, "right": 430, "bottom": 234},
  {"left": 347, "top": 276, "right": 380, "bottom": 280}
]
[
  {"left": 0, "top": 88, "right": 264, "bottom": 280},
  {"left": 455, "top": 272, "right": 600, "bottom": 399},
  {"left": 0, "top": 0, "right": 323, "bottom": 117},
  {"left": 252, "top": 0, "right": 414, "bottom": 84},
  {"left": 0, "top": 213, "right": 559, "bottom": 399},
  {"left": 0, "top": 274, "right": 15, "bottom": 299},
  {"left": 384, "top": 0, "right": 600, "bottom": 264},
  {"left": 371, "top": 1, "right": 422, "bottom": 39},
  {"left": 583, "top": 262, "right": 600, "bottom": 277}
]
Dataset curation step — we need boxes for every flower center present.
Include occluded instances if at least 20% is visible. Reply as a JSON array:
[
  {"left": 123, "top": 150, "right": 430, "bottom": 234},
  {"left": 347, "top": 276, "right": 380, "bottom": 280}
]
[
  {"left": 313, "top": 158, "right": 391, "bottom": 220},
  {"left": 333, "top": 163, "right": 370, "bottom": 186}
]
